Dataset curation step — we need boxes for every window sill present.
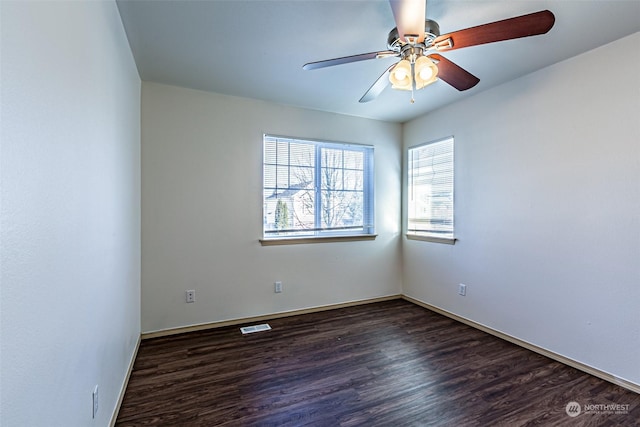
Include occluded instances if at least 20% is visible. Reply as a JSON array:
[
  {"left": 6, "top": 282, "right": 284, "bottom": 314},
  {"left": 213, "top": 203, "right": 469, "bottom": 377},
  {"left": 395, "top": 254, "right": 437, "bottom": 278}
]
[
  {"left": 406, "top": 234, "right": 456, "bottom": 245},
  {"left": 260, "top": 234, "right": 377, "bottom": 246}
]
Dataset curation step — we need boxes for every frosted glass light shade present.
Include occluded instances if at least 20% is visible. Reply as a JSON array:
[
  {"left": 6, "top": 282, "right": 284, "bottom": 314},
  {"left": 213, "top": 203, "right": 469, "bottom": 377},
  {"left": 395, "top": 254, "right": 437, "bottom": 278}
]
[
  {"left": 389, "top": 60, "right": 412, "bottom": 90},
  {"left": 414, "top": 56, "right": 438, "bottom": 89}
]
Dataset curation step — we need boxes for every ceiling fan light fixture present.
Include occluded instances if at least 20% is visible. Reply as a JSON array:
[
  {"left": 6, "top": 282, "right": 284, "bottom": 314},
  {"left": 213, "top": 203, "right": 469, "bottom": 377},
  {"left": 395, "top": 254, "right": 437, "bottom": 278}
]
[
  {"left": 389, "top": 59, "right": 413, "bottom": 90},
  {"left": 303, "top": 5, "right": 555, "bottom": 103},
  {"left": 414, "top": 55, "right": 438, "bottom": 89}
]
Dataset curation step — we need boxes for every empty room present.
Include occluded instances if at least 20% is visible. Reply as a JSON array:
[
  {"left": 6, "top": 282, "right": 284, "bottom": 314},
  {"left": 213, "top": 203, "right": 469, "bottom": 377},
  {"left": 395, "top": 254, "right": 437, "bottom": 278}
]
[{"left": 1, "top": 0, "right": 639, "bottom": 426}]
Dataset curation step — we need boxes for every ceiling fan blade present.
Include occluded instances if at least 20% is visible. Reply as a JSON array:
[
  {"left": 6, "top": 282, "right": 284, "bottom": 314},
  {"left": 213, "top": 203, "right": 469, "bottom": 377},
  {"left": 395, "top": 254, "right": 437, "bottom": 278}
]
[
  {"left": 303, "top": 51, "right": 397, "bottom": 70},
  {"left": 428, "top": 54, "right": 479, "bottom": 91},
  {"left": 433, "top": 10, "right": 555, "bottom": 52},
  {"left": 359, "top": 64, "right": 395, "bottom": 103},
  {"left": 389, "top": 0, "right": 426, "bottom": 43}
]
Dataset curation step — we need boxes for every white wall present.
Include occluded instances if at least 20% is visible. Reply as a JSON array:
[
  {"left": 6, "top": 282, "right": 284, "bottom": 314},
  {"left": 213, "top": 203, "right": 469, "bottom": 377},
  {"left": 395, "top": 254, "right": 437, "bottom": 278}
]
[
  {"left": 402, "top": 33, "right": 640, "bottom": 385},
  {"left": 141, "top": 82, "right": 402, "bottom": 333},
  {"left": 1, "top": 1, "right": 141, "bottom": 426}
]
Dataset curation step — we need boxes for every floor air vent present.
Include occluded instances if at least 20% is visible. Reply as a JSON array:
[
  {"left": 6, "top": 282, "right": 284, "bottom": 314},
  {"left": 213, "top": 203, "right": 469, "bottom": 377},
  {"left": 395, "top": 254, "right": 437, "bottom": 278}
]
[{"left": 240, "top": 323, "right": 272, "bottom": 335}]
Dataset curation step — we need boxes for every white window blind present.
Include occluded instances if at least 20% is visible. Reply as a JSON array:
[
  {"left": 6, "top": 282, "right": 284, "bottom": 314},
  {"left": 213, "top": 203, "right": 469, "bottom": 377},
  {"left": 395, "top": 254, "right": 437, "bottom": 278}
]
[
  {"left": 263, "top": 135, "right": 374, "bottom": 239},
  {"left": 407, "top": 137, "right": 454, "bottom": 239}
]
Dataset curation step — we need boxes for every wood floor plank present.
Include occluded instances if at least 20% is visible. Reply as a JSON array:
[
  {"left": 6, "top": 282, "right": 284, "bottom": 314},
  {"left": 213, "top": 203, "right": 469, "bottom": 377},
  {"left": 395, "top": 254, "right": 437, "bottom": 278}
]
[{"left": 116, "top": 300, "right": 639, "bottom": 426}]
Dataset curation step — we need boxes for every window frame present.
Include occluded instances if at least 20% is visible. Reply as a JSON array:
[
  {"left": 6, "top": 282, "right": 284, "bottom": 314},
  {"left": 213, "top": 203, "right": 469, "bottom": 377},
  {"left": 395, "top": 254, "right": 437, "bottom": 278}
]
[
  {"left": 261, "top": 134, "right": 376, "bottom": 245},
  {"left": 406, "top": 136, "right": 456, "bottom": 245}
]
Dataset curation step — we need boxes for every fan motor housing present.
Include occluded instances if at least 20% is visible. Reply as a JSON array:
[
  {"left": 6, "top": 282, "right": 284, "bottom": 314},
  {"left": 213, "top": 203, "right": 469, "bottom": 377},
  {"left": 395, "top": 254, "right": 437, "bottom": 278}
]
[{"left": 387, "top": 19, "right": 441, "bottom": 50}]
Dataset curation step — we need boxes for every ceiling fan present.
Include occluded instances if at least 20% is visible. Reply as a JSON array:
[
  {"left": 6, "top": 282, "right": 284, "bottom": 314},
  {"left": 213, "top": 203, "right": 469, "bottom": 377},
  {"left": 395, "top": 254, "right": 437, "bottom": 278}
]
[{"left": 303, "top": 0, "right": 555, "bottom": 103}]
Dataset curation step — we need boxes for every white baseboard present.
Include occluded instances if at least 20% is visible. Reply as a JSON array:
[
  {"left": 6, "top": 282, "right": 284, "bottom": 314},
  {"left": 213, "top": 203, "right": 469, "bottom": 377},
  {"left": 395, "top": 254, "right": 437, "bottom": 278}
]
[
  {"left": 141, "top": 294, "right": 403, "bottom": 339},
  {"left": 110, "top": 335, "right": 141, "bottom": 427},
  {"left": 402, "top": 295, "right": 640, "bottom": 395}
]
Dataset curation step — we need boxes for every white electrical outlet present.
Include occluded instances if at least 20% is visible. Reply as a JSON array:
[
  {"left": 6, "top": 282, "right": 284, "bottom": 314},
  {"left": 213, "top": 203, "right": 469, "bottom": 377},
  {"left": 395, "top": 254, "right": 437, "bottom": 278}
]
[
  {"left": 274, "top": 281, "right": 282, "bottom": 293},
  {"left": 458, "top": 283, "right": 467, "bottom": 296},
  {"left": 92, "top": 385, "right": 99, "bottom": 418},
  {"left": 186, "top": 290, "right": 195, "bottom": 303}
]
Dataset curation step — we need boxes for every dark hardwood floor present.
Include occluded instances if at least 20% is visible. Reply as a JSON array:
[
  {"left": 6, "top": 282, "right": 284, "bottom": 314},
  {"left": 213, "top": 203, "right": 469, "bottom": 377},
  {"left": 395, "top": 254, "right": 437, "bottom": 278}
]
[{"left": 116, "top": 300, "right": 639, "bottom": 426}]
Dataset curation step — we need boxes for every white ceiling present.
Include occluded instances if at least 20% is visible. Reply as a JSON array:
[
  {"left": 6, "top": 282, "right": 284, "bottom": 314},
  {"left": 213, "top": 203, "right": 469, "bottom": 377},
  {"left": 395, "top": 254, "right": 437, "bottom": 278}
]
[{"left": 116, "top": 0, "right": 640, "bottom": 123}]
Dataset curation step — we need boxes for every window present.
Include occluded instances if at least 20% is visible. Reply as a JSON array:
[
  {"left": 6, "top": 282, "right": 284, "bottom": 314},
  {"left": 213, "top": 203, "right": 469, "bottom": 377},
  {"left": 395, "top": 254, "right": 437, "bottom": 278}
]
[
  {"left": 407, "top": 137, "right": 454, "bottom": 243},
  {"left": 262, "top": 135, "right": 374, "bottom": 241}
]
